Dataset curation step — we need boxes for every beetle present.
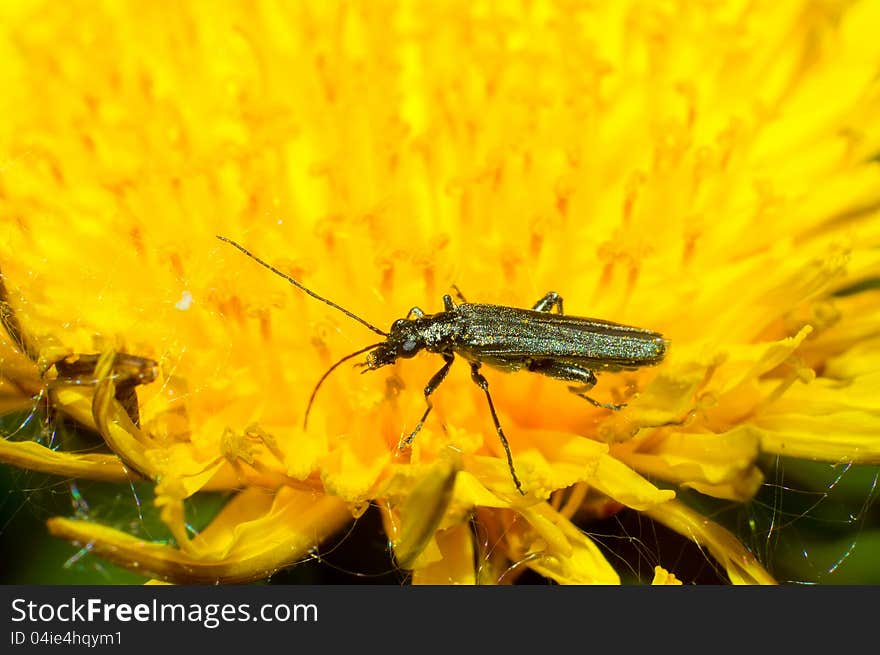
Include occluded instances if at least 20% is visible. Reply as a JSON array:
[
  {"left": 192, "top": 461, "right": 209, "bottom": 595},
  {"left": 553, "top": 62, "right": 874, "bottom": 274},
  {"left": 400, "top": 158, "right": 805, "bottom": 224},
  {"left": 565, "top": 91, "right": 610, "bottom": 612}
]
[
  {"left": 217, "top": 236, "right": 667, "bottom": 494},
  {"left": 1, "top": 265, "right": 158, "bottom": 429}
]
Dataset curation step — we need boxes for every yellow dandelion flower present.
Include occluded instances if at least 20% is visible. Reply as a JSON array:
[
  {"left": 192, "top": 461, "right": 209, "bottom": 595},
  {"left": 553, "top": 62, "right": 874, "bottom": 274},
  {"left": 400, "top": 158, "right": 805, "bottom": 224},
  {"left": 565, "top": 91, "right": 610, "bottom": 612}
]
[{"left": 2, "top": 0, "right": 879, "bottom": 585}]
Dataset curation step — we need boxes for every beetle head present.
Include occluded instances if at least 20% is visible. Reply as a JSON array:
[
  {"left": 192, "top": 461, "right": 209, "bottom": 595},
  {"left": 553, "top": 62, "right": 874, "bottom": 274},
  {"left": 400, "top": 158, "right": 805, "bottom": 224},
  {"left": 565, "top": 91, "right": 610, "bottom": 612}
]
[{"left": 365, "top": 318, "right": 425, "bottom": 369}]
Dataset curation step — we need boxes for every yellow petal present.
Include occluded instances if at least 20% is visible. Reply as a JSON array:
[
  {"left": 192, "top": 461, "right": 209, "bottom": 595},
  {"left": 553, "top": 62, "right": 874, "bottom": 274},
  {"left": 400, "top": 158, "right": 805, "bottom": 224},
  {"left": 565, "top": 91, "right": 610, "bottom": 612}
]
[
  {"left": 90, "top": 350, "right": 158, "bottom": 479},
  {"left": 752, "top": 370, "right": 880, "bottom": 463},
  {"left": 0, "top": 437, "right": 137, "bottom": 482},
  {"left": 644, "top": 500, "right": 776, "bottom": 585},
  {"left": 651, "top": 566, "right": 682, "bottom": 585},
  {"left": 411, "top": 523, "right": 476, "bottom": 585},
  {"left": 590, "top": 453, "right": 677, "bottom": 510},
  {"left": 517, "top": 503, "right": 620, "bottom": 585},
  {"left": 389, "top": 458, "right": 459, "bottom": 570},
  {"left": 616, "top": 425, "right": 763, "bottom": 501},
  {"left": 48, "top": 487, "right": 351, "bottom": 583}
]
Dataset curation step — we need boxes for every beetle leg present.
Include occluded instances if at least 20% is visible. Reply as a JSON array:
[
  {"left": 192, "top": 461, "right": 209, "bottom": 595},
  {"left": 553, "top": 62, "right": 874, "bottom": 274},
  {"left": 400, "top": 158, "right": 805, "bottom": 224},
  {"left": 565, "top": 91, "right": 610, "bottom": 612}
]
[
  {"left": 526, "top": 359, "right": 625, "bottom": 411},
  {"left": 532, "top": 291, "right": 563, "bottom": 314},
  {"left": 469, "top": 362, "right": 524, "bottom": 495},
  {"left": 406, "top": 306, "right": 426, "bottom": 319},
  {"left": 450, "top": 284, "right": 468, "bottom": 304},
  {"left": 400, "top": 352, "right": 455, "bottom": 447},
  {"left": 442, "top": 294, "right": 456, "bottom": 312}
]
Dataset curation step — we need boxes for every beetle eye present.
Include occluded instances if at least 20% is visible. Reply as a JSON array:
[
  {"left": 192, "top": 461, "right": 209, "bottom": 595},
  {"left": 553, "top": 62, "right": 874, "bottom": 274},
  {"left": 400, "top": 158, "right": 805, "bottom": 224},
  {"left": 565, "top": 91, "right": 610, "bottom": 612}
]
[
  {"left": 391, "top": 318, "right": 408, "bottom": 331},
  {"left": 401, "top": 338, "right": 418, "bottom": 353}
]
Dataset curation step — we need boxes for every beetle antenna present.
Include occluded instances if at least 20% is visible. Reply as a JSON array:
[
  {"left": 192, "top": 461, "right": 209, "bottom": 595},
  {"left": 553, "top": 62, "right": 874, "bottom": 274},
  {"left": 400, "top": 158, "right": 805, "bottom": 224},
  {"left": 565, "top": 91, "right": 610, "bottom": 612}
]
[
  {"left": 304, "top": 342, "right": 384, "bottom": 429},
  {"left": 217, "top": 236, "right": 388, "bottom": 337}
]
